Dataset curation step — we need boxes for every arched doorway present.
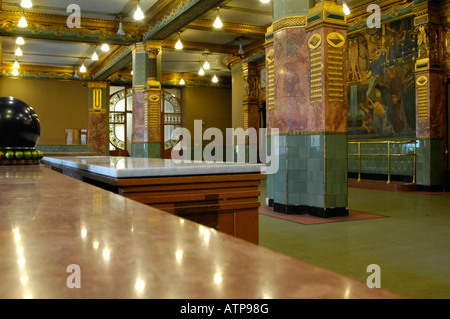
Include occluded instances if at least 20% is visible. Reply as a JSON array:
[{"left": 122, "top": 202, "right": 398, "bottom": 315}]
[
  {"left": 109, "top": 87, "right": 133, "bottom": 157},
  {"left": 161, "top": 89, "right": 182, "bottom": 159}
]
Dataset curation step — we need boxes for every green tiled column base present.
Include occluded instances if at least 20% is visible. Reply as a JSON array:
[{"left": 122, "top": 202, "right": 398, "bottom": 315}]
[
  {"left": 416, "top": 138, "right": 444, "bottom": 189},
  {"left": 267, "top": 133, "right": 348, "bottom": 218},
  {"left": 132, "top": 143, "right": 161, "bottom": 158}
]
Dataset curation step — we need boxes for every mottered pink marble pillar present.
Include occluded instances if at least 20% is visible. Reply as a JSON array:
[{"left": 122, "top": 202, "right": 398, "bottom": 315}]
[
  {"left": 87, "top": 82, "right": 109, "bottom": 156},
  {"left": 266, "top": 0, "right": 349, "bottom": 218}
]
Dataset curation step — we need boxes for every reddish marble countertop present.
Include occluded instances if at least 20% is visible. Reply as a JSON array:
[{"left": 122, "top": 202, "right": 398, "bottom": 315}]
[{"left": 0, "top": 165, "right": 403, "bottom": 299}]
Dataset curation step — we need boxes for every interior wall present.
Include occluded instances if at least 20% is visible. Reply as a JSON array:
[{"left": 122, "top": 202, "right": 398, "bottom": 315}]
[
  {"left": 232, "top": 68, "right": 245, "bottom": 130},
  {"left": 0, "top": 77, "right": 88, "bottom": 145},
  {"left": 182, "top": 86, "right": 232, "bottom": 145}
]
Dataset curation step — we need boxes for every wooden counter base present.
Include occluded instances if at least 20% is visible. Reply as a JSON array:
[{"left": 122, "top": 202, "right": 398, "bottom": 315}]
[{"left": 44, "top": 161, "right": 263, "bottom": 244}]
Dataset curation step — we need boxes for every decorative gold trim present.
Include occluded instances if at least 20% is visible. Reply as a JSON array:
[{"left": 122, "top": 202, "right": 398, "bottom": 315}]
[
  {"left": 273, "top": 16, "right": 307, "bottom": 34},
  {"left": 326, "top": 32, "right": 345, "bottom": 48},
  {"left": 416, "top": 76, "right": 428, "bottom": 86},
  {"left": 308, "top": 34, "right": 323, "bottom": 50},
  {"left": 149, "top": 94, "right": 160, "bottom": 102},
  {"left": 266, "top": 49, "right": 275, "bottom": 110},
  {"left": 88, "top": 81, "right": 108, "bottom": 89}
]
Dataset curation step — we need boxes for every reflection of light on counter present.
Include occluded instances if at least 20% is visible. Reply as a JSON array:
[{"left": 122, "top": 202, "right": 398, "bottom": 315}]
[
  {"left": 203, "top": 229, "right": 210, "bottom": 244},
  {"left": 18, "top": 257, "right": 26, "bottom": 268},
  {"left": 102, "top": 248, "right": 110, "bottom": 261},
  {"left": 12, "top": 228, "right": 32, "bottom": 298},
  {"left": 175, "top": 250, "right": 183, "bottom": 264},
  {"left": 214, "top": 272, "right": 223, "bottom": 285},
  {"left": 344, "top": 285, "right": 352, "bottom": 299},
  {"left": 93, "top": 241, "right": 99, "bottom": 250},
  {"left": 20, "top": 276, "right": 29, "bottom": 285},
  {"left": 13, "top": 228, "right": 20, "bottom": 241},
  {"left": 135, "top": 278, "right": 145, "bottom": 293},
  {"left": 179, "top": 219, "right": 185, "bottom": 225},
  {"left": 81, "top": 228, "right": 87, "bottom": 239}
]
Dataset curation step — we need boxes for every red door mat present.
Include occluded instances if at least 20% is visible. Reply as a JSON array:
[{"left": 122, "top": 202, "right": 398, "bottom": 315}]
[{"left": 259, "top": 205, "right": 387, "bottom": 225}]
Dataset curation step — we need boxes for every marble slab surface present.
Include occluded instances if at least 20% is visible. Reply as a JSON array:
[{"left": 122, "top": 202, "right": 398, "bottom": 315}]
[
  {"left": 0, "top": 165, "right": 404, "bottom": 299},
  {"left": 42, "top": 156, "right": 267, "bottom": 178}
]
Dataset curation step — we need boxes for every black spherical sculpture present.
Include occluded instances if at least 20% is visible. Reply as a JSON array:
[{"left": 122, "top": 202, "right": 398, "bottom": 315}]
[{"left": 0, "top": 97, "right": 43, "bottom": 165}]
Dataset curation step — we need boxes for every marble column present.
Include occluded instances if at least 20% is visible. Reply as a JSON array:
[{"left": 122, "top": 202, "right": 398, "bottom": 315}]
[
  {"left": 413, "top": 0, "right": 447, "bottom": 190},
  {"left": 87, "top": 81, "right": 109, "bottom": 156},
  {"left": 241, "top": 62, "right": 260, "bottom": 162},
  {"left": 131, "top": 41, "right": 162, "bottom": 158},
  {"left": 266, "top": 0, "right": 348, "bottom": 217}
]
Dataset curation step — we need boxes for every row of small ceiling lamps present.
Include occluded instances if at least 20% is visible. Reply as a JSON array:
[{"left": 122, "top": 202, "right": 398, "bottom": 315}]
[
  {"left": 11, "top": 0, "right": 284, "bottom": 81},
  {"left": 11, "top": 0, "right": 32, "bottom": 76}
]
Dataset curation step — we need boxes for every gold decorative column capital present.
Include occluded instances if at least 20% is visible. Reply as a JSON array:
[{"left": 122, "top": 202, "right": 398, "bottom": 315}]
[
  {"left": 87, "top": 81, "right": 108, "bottom": 89},
  {"left": 306, "top": 0, "right": 347, "bottom": 32},
  {"left": 273, "top": 16, "right": 307, "bottom": 34},
  {"left": 132, "top": 42, "right": 146, "bottom": 54},
  {"left": 145, "top": 40, "right": 163, "bottom": 58}
]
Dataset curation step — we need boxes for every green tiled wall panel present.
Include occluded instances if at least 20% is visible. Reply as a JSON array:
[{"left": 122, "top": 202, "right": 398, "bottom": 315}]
[
  {"left": 267, "top": 133, "right": 348, "bottom": 209},
  {"left": 132, "top": 142, "right": 161, "bottom": 158},
  {"left": 416, "top": 139, "right": 443, "bottom": 186}
]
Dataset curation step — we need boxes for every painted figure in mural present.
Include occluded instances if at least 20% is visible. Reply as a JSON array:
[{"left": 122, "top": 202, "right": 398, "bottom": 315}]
[
  {"left": 369, "top": 89, "right": 395, "bottom": 137},
  {"left": 360, "top": 103, "right": 373, "bottom": 134},
  {"left": 388, "top": 68, "right": 405, "bottom": 133}
]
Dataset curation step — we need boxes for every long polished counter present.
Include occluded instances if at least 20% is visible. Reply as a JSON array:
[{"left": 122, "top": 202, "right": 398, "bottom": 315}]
[
  {"left": 41, "top": 156, "right": 266, "bottom": 244},
  {"left": 0, "top": 164, "right": 403, "bottom": 299}
]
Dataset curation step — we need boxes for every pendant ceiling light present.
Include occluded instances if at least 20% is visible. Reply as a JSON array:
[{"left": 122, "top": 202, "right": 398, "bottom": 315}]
[
  {"left": 212, "top": 73, "right": 219, "bottom": 83},
  {"left": 179, "top": 76, "right": 185, "bottom": 86},
  {"left": 16, "top": 37, "right": 25, "bottom": 45},
  {"left": 134, "top": 1, "right": 145, "bottom": 20},
  {"left": 74, "top": 69, "right": 79, "bottom": 79},
  {"left": 15, "top": 47, "right": 23, "bottom": 56},
  {"left": 79, "top": 63, "right": 87, "bottom": 73},
  {"left": 13, "top": 58, "right": 20, "bottom": 69},
  {"left": 238, "top": 39, "right": 245, "bottom": 55},
  {"left": 18, "top": 12, "right": 28, "bottom": 28},
  {"left": 117, "top": 21, "right": 125, "bottom": 36},
  {"left": 213, "top": 7, "right": 223, "bottom": 29},
  {"left": 20, "top": 0, "right": 32, "bottom": 8},
  {"left": 175, "top": 32, "right": 183, "bottom": 50},
  {"left": 12, "top": 68, "right": 19, "bottom": 76},
  {"left": 101, "top": 43, "right": 110, "bottom": 52},
  {"left": 91, "top": 50, "right": 99, "bottom": 61},
  {"left": 203, "top": 55, "right": 210, "bottom": 70},
  {"left": 343, "top": 3, "right": 351, "bottom": 15},
  {"left": 198, "top": 67, "right": 205, "bottom": 76}
]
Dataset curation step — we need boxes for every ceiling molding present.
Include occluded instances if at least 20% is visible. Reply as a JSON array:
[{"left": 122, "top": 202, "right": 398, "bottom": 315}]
[
  {"left": 90, "top": 45, "right": 133, "bottom": 81},
  {"left": 162, "top": 39, "right": 237, "bottom": 54},
  {"left": 187, "top": 18, "right": 267, "bottom": 37},
  {"left": 143, "top": 0, "right": 227, "bottom": 40},
  {"left": 0, "top": 10, "right": 141, "bottom": 45}
]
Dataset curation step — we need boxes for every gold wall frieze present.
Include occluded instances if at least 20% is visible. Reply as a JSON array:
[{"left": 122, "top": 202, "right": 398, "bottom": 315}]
[
  {"left": 273, "top": 16, "right": 307, "bottom": 34},
  {"left": 0, "top": 63, "right": 88, "bottom": 80},
  {"left": 347, "top": 0, "right": 414, "bottom": 33}
]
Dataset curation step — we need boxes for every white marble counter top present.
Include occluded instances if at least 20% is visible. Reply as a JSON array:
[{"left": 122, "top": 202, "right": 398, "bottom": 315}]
[{"left": 42, "top": 156, "right": 267, "bottom": 178}]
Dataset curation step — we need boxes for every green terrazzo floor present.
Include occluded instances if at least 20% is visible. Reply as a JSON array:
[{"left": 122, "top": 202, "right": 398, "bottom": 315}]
[{"left": 258, "top": 180, "right": 450, "bottom": 299}]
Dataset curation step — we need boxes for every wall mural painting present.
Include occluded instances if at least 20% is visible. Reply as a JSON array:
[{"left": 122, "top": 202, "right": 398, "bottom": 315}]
[{"left": 347, "top": 17, "right": 417, "bottom": 139}]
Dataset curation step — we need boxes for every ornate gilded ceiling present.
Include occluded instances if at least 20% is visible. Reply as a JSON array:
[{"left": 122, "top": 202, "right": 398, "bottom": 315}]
[{"left": 0, "top": 0, "right": 273, "bottom": 83}]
